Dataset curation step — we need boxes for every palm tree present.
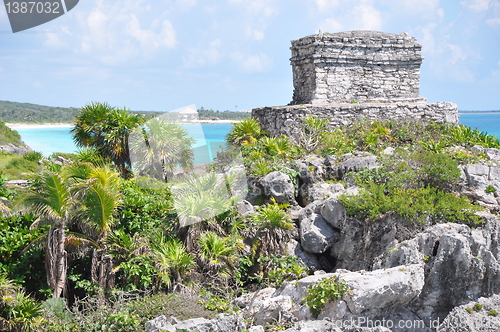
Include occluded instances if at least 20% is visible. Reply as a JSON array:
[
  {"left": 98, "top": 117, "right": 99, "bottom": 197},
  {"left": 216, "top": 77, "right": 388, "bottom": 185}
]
[
  {"left": 149, "top": 232, "right": 194, "bottom": 290},
  {"left": 14, "top": 172, "right": 77, "bottom": 298},
  {"left": 226, "top": 118, "right": 264, "bottom": 146},
  {"left": 71, "top": 102, "right": 145, "bottom": 177},
  {"left": 197, "top": 232, "right": 239, "bottom": 275},
  {"left": 64, "top": 163, "right": 122, "bottom": 293},
  {"left": 251, "top": 199, "right": 294, "bottom": 257},
  {"left": 129, "top": 117, "right": 195, "bottom": 182}
]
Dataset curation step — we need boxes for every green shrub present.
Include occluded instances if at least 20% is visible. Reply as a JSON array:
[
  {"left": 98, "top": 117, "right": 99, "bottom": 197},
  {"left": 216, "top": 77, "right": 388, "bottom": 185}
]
[
  {"left": 488, "top": 309, "right": 498, "bottom": 317},
  {"left": 485, "top": 185, "right": 497, "bottom": 194},
  {"left": 473, "top": 303, "right": 483, "bottom": 312},
  {"left": 23, "top": 151, "right": 43, "bottom": 162},
  {"left": 465, "top": 307, "right": 473, "bottom": 313},
  {"left": 303, "top": 276, "right": 351, "bottom": 318},
  {"left": 340, "top": 184, "right": 481, "bottom": 224}
]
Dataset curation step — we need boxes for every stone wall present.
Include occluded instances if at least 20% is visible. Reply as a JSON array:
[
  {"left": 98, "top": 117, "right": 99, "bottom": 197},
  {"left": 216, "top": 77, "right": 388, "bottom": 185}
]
[
  {"left": 290, "top": 31, "right": 424, "bottom": 105},
  {"left": 252, "top": 102, "right": 459, "bottom": 137}
]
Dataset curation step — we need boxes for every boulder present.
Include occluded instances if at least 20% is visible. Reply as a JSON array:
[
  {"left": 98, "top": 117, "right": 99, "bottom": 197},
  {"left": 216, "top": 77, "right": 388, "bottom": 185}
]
[
  {"left": 335, "top": 155, "right": 378, "bottom": 179},
  {"left": 286, "top": 239, "right": 322, "bottom": 270},
  {"left": 235, "top": 200, "right": 255, "bottom": 217},
  {"left": 298, "top": 182, "right": 345, "bottom": 206},
  {"left": 259, "top": 171, "right": 296, "bottom": 204},
  {"left": 236, "top": 287, "right": 294, "bottom": 325},
  {"left": 320, "top": 198, "right": 347, "bottom": 230},
  {"left": 299, "top": 206, "right": 339, "bottom": 254}
]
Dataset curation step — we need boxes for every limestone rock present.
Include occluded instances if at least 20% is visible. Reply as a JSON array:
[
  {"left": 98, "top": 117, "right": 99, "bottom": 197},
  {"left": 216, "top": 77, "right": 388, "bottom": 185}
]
[
  {"left": 438, "top": 295, "right": 500, "bottom": 332},
  {"left": 320, "top": 197, "right": 347, "bottom": 230},
  {"left": 299, "top": 206, "right": 339, "bottom": 254},
  {"left": 145, "top": 313, "right": 246, "bottom": 332},
  {"left": 0, "top": 143, "right": 32, "bottom": 155},
  {"left": 286, "top": 239, "right": 322, "bottom": 270},
  {"left": 259, "top": 171, "right": 296, "bottom": 204}
]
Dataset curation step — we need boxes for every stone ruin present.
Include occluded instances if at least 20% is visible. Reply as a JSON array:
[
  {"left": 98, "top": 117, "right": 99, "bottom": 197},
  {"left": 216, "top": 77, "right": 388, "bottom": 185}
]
[{"left": 252, "top": 30, "right": 459, "bottom": 136}]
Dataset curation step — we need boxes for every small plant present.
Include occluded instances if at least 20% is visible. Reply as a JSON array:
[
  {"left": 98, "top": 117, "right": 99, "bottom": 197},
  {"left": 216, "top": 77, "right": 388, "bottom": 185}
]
[
  {"left": 303, "top": 276, "right": 351, "bottom": 318},
  {"left": 465, "top": 307, "right": 473, "bottom": 314},
  {"left": 423, "top": 256, "right": 430, "bottom": 263},
  {"left": 488, "top": 310, "right": 498, "bottom": 317},
  {"left": 485, "top": 185, "right": 497, "bottom": 194},
  {"left": 473, "top": 303, "right": 483, "bottom": 312}
]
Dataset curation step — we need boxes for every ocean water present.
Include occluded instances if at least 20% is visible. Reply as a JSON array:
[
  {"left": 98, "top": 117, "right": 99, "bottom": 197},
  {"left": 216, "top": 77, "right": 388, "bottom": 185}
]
[
  {"left": 11, "top": 113, "right": 500, "bottom": 161},
  {"left": 14, "top": 123, "right": 234, "bottom": 164}
]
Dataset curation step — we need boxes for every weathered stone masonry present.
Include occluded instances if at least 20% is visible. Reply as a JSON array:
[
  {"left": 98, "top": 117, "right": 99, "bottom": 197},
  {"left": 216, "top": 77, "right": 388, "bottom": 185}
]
[{"left": 252, "top": 30, "right": 459, "bottom": 136}]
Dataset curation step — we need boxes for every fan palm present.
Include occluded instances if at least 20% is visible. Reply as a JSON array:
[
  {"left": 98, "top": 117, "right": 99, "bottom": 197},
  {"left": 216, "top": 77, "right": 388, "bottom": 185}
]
[
  {"left": 226, "top": 118, "right": 264, "bottom": 146},
  {"left": 129, "top": 117, "right": 195, "bottom": 182},
  {"left": 149, "top": 233, "right": 194, "bottom": 289},
  {"left": 71, "top": 102, "right": 145, "bottom": 177},
  {"left": 251, "top": 199, "right": 294, "bottom": 257},
  {"left": 197, "top": 232, "right": 239, "bottom": 274}
]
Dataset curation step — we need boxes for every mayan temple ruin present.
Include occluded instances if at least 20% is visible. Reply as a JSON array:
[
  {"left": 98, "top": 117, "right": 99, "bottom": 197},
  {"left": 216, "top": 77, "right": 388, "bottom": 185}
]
[{"left": 252, "top": 30, "right": 459, "bottom": 136}]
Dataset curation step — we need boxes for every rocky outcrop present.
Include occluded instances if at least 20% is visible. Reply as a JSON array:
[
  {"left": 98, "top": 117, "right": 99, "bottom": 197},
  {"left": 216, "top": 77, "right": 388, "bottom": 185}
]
[
  {"left": 0, "top": 143, "right": 32, "bottom": 155},
  {"left": 438, "top": 295, "right": 500, "bottom": 332},
  {"left": 145, "top": 313, "right": 246, "bottom": 332},
  {"left": 235, "top": 264, "right": 425, "bottom": 326}
]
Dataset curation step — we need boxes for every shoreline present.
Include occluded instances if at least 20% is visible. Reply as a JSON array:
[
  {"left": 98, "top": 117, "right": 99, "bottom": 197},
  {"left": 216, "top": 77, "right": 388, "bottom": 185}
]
[
  {"left": 6, "top": 120, "right": 239, "bottom": 129},
  {"left": 6, "top": 123, "right": 74, "bottom": 129}
]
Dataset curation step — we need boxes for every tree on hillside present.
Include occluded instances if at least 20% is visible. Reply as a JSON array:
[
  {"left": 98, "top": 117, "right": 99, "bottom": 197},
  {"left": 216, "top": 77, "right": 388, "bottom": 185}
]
[{"left": 71, "top": 102, "right": 145, "bottom": 177}]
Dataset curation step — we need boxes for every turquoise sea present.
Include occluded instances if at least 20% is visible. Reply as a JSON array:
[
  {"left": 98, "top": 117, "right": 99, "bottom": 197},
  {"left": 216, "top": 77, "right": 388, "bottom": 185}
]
[
  {"left": 14, "top": 123, "right": 234, "bottom": 164},
  {"left": 12, "top": 113, "right": 500, "bottom": 163}
]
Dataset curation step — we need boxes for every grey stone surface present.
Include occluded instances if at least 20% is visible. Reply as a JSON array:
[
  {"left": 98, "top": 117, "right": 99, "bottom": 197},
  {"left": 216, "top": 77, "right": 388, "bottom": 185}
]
[
  {"left": 252, "top": 31, "right": 459, "bottom": 137},
  {"left": 289, "top": 31, "right": 423, "bottom": 105},
  {"left": 286, "top": 239, "right": 323, "bottom": 270},
  {"left": 438, "top": 295, "right": 500, "bottom": 332},
  {"left": 145, "top": 313, "right": 246, "bottom": 332},
  {"left": 299, "top": 205, "right": 339, "bottom": 254},
  {"left": 0, "top": 143, "right": 32, "bottom": 155},
  {"left": 259, "top": 171, "right": 296, "bottom": 204},
  {"left": 253, "top": 102, "right": 458, "bottom": 137}
]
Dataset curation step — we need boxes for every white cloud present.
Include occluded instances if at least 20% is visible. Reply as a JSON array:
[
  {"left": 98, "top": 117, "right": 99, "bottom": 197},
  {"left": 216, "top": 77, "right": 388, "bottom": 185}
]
[
  {"left": 53, "top": 0, "right": 178, "bottom": 65},
  {"left": 233, "top": 53, "right": 272, "bottom": 72},
  {"left": 183, "top": 39, "right": 222, "bottom": 68},
  {"left": 314, "top": 0, "right": 340, "bottom": 11},
  {"left": 351, "top": 1, "right": 382, "bottom": 30},
  {"left": 246, "top": 27, "right": 265, "bottom": 41},
  {"left": 461, "top": 0, "right": 491, "bottom": 12},
  {"left": 486, "top": 17, "right": 500, "bottom": 26},
  {"left": 446, "top": 44, "right": 468, "bottom": 64},
  {"left": 320, "top": 18, "right": 342, "bottom": 33}
]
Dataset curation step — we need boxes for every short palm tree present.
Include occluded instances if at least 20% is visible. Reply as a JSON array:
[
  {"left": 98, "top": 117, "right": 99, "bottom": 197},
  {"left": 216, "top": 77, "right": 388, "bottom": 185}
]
[
  {"left": 129, "top": 117, "right": 195, "bottom": 182},
  {"left": 72, "top": 102, "right": 145, "bottom": 177},
  {"left": 251, "top": 199, "right": 294, "bottom": 257},
  {"left": 197, "top": 232, "right": 239, "bottom": 274},
  {"left": 226, "top": 118, "right": 264, "bottom": 146},
  {"left": 149, "top": 232, "right": 194, "bottom": 289}
]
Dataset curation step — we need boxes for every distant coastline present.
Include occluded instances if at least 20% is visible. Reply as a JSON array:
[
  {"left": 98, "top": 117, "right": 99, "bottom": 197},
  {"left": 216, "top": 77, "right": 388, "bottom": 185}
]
[
  {"left": 6, "top": 119, "right": 239, "bottom": 130},
  {"left": 459, "top": 110, "right": 500, "bottom": 114}
]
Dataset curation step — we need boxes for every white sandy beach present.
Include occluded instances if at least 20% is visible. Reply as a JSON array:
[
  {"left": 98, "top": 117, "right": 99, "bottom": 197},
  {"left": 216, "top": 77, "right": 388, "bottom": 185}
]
[{"left": 6, "top": 123, "right": 74, "bottom": 129}]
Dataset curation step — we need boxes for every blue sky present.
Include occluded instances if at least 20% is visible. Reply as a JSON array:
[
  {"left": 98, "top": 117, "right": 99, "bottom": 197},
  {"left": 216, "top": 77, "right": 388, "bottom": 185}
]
[{"left": 0, "top": 0, "right": 499, "bottom": 112}]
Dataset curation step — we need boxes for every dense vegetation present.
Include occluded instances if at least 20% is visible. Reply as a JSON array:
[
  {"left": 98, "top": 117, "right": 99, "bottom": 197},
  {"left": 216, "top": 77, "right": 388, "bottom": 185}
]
[
  {"left": 197, "top": 107, "right": 250, "bottom": 121},
  {"left": 0, "top": 101, "right": 79, "bottom": 124},
  {"left": 0, "top": 121, "right": 24, "bottom": 146},
  {"left": 0, "top": 103, "right": 498, "bottom": 331},
  {"left": 0, "top": 100, "right": 248, "bottom": 124}
]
